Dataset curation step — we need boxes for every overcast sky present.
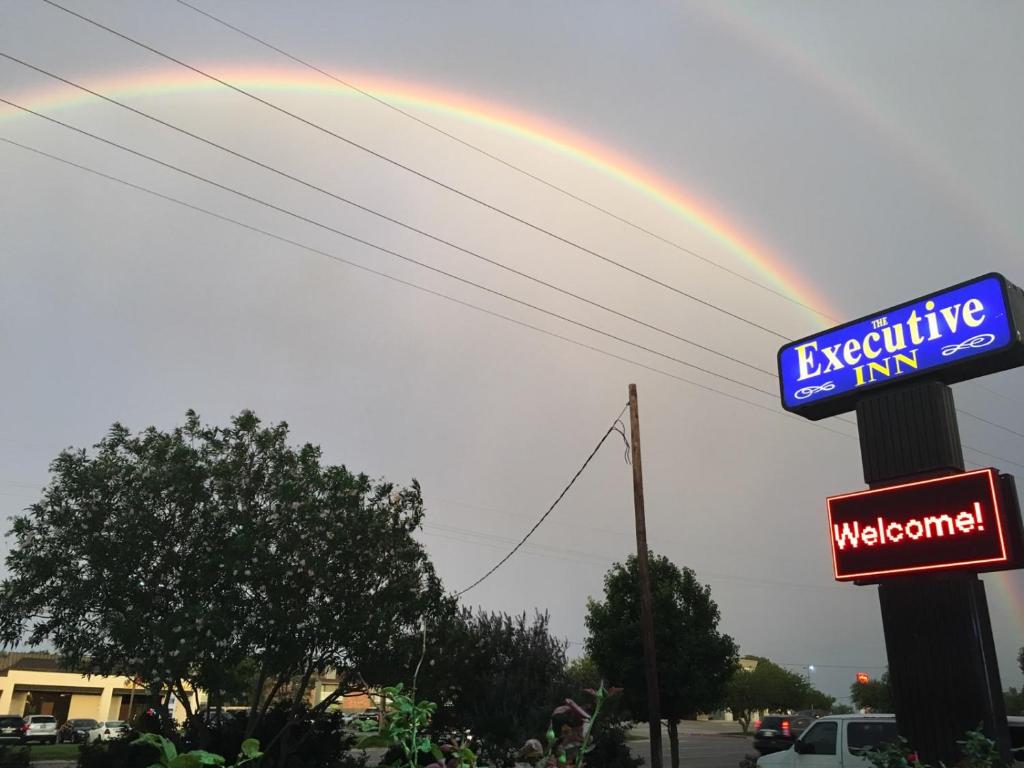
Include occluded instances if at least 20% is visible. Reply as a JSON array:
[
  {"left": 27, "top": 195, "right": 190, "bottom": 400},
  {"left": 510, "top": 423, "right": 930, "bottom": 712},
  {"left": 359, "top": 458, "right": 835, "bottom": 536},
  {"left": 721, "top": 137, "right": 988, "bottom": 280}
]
[{"left": 2, "top": 0, "right": 1024, "bottom": 703}]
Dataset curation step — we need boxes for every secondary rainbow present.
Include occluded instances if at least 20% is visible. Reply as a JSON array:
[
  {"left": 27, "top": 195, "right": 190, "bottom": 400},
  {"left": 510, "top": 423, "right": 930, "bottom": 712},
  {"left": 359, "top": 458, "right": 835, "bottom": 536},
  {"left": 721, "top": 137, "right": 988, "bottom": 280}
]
[{"left": 0, "top": 64, "right": 833, "bottom": 325}]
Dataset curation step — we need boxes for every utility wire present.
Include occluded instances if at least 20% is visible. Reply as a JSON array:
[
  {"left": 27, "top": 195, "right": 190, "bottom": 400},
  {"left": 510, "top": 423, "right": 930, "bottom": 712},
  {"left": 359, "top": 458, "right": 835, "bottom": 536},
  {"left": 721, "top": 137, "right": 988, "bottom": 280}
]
[
  {"left": 456, "top": 405, "right": 630, "bottom": 595},
  {"left": 36, "top": 0, "right": 791, "bottom": 341},
  {"left": 0, "top": 52, "right": 776, "bottom": 380},
  {"left": 164, "top": 0, "right": 1024, "bottom": 426},
  {"left": 169, "top": 0, "right": 834, "bottom": 323},
  {"left": 13, "top": 132, "right": 1024, "bottom": 474},
  {"left": 0, "top": 97, "right": 778, "bottom": 399},
  {"left": 0, "top": 137, "right": 816, "bottom": 426}
]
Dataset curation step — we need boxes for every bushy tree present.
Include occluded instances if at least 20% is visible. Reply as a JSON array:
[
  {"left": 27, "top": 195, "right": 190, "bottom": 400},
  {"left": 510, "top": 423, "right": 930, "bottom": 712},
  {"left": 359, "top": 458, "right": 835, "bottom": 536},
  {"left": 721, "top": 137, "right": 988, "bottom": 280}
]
[
  {"left": 723, "top": 657, "right": 819, "bottom": 733},
  {"left": 585, "top": 553, "right": 737, "bottom": 768},
  {"left": 850, "top": 673, "right": 893, "bottom": 712},
  {"left": 411, "top": 609, "right": 569, "bottom": 766},
  {"left": 0, "top": 410, "right": 445, "bottom": 767}
]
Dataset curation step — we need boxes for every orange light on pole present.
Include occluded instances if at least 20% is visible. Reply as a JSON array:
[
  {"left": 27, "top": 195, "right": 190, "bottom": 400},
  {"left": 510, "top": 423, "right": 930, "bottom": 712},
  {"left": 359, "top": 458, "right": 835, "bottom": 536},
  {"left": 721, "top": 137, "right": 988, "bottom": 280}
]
[{"left": 856, "top": 672, "right": 870, "bottom": 684}]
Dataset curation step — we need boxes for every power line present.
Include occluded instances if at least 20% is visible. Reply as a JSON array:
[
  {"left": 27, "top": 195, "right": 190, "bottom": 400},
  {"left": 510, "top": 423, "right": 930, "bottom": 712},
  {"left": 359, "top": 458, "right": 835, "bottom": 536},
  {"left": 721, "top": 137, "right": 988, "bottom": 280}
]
[
  {"left": 0, "top": 51, "right": 776, "bottom": 380},
  {"left": 11, "top": 70, "right": 1019, "bottom": 467},
  {"left": 165, "top": 0, "right": 1024, "bottom": 434},
  {"left": 16, "top": 131, "right": 1024, "bottom": 477},
  {"left": 15, "top": 130, "right": 1024, "bottom": 479},
  {"left": 12, "top": 139, "right": 1024, "bottom": 579},
  {"left": 455, "top": 405, "right": 630, "bottom": 595},
  {"left": 35, "top": 0, "right": 792, "bottom": 342},
  {"left": 957, "top": 407, "right": 1024, "bottom": 443},
  {"left": 169, "top": 0, "right": 834, "bottom": 323},
  {"left": 0, "top": 97, "right": 779, "bottom": 400},
  {"left": 0, "top": 136, "right": 819, "bottom": 427},
  {"left": 9, "top": 131, "right": 1024, "bottom": 473},
  {"left": 16, "top": 15, "right": 1022, "bottom": 465}
]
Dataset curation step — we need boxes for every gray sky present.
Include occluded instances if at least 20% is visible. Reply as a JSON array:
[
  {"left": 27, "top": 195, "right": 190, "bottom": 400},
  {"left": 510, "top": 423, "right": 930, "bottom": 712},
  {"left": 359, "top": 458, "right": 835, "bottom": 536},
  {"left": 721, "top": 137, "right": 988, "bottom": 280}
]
[{"left": 2, "top": 0, "right": 1023, "bottom": 703}]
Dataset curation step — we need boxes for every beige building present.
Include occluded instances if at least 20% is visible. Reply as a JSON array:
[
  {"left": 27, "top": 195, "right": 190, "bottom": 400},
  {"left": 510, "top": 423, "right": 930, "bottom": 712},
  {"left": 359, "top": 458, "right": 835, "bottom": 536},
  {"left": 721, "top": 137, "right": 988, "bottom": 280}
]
[{"left": 0, "top": 653, "right": 200, "bottom": 724}]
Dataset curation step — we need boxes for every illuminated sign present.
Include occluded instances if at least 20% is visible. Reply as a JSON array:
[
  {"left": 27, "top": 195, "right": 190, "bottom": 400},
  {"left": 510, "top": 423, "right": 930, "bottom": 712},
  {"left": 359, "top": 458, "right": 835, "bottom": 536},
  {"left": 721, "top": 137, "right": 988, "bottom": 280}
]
[
  {"left": 855, "top": 672, "right": 870, "bottom": 685},
  {"left": 827, "top": 469, "right": 1023, "bottom": 582},
  {"left": 779, "top": 274, "right": 1024, "bottom": 419}
]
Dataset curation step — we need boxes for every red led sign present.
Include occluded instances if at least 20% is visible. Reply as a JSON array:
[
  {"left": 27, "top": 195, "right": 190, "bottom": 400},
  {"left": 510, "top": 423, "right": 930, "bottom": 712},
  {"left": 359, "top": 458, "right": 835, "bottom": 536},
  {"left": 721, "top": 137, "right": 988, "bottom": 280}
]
[{"left": 828, "top": 469, "right": 1023, "bottom": 582}]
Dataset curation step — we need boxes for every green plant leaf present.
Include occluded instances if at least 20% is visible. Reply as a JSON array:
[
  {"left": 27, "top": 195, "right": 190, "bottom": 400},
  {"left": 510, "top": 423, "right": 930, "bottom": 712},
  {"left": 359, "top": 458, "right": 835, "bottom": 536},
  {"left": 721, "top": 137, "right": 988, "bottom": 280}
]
[
  {"left": 161, "top": 737, "right": 179, "bottom": 763},
  {"left": 239, "top": 739, "right": 261, "bottom": 759},
  {"left": 430, "top": 745, "right": 444, "bottom": 761}
]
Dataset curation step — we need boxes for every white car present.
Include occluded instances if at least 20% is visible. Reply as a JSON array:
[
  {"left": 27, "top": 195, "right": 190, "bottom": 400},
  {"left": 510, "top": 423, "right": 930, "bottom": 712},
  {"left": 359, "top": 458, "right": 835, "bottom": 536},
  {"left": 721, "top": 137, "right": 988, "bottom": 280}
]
[
  {"left": 21, "top": 714, "right": 58, "bottom": 744},
  {"left": 756, "top": 714, "right": 898, "bottom": 768},
  {"left": 96, "top": 720, "right": 130, "bottom": 741}
]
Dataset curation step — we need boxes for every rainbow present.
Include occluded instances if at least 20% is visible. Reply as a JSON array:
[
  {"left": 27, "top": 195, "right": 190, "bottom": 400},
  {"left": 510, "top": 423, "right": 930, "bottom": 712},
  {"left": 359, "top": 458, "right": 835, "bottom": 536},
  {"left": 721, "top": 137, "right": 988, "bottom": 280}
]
[
  {"left": 4, "top": 63, "right": 1023, "bottom": 670},
  {"left": 0, "top": 64, "right": 833, "bottom": 325}
]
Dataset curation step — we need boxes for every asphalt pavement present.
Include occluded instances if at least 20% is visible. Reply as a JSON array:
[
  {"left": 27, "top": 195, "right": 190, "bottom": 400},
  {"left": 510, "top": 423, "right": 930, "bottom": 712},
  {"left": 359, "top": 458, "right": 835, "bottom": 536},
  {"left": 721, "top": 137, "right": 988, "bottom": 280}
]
[{"left": 627, "top": 721, "right": 754, "bottom": 768}]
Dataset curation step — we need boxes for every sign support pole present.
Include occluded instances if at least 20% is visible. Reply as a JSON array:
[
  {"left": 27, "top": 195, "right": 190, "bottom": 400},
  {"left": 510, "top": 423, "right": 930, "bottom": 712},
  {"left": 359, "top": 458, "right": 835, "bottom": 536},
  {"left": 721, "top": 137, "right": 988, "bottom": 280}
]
[
  {"left": 856, "top": 381, "right": 1011, "bottom": 765},
  {"left": 628, "top": 383, "right": 662, "bottom": 768}
]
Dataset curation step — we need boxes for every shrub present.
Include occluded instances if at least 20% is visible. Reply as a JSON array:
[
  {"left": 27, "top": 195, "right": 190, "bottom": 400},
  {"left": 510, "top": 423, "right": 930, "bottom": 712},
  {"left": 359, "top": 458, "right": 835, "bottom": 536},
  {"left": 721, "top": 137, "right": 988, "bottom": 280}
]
[
  {"left": 0, "top": 746, "right": 29, "bottom": 768},
  {"left": 79, "top": 738, "right": 161, "bottom": 768}
]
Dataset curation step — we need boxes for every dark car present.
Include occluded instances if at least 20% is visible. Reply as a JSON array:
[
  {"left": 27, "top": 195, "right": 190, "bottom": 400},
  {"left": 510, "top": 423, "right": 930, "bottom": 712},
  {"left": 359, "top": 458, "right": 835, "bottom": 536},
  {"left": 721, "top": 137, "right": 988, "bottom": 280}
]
[
  {"left": 58, "top": 718, "right": 100, "bottom": 744},
  {"left": 0, "top": 716, "right": 22, "bottom": 744},
  {"left": 753, "top": 714, "right": 814, "bottom": 755}
]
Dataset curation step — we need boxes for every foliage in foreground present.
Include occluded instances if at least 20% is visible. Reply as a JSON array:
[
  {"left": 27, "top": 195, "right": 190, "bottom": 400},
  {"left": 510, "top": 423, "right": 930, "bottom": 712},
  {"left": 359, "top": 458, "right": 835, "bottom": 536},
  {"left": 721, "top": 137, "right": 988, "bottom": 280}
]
[
  {"left": 861, "top": 727, "right": 1004, "bottom": 768},
  {"left": 399, "top": 609, "right": 569, "bottom": 766}
]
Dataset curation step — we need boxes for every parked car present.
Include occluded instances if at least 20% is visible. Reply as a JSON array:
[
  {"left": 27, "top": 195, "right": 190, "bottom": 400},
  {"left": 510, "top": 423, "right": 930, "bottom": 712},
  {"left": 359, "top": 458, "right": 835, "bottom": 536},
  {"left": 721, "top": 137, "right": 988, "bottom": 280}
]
[
  {"left": 0, "top": 716, "right": 22, "bottom": 745},
  {"left": 58, "top": 718, "right": 101, "bottom": 744},
  {"left": 21, "top": 714, "right": 58, "bottom": 744},
  {"left": 355, "top": 708, "right": 380, "bottom": 726},
  {"left": 753, "top": 714, "right": 815, "bottom": 755},
  {"left": 97, "top": 720, "right": 130, "bottom": 741}
]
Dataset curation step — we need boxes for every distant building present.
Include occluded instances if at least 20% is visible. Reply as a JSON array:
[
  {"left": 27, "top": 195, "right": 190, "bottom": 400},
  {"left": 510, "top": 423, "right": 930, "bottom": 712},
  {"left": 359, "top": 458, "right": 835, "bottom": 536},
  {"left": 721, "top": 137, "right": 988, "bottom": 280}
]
[{"left": 0, "top": 652, "right": 200, "bottom": 723}]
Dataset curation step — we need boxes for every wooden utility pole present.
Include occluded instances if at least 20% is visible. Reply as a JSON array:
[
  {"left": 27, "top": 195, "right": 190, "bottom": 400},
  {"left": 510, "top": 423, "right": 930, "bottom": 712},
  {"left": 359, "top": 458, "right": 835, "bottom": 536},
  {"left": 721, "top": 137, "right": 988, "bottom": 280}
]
[{"left": 628, "top": 384, "right": 662, "bottom": 768}]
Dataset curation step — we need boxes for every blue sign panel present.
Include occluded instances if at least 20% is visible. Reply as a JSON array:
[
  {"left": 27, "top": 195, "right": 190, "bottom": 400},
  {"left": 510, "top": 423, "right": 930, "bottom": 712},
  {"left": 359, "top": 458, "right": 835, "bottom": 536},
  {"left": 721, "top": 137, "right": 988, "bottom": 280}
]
[{"left": 779, "top": 273, "right": 1024, "bottom": 419}]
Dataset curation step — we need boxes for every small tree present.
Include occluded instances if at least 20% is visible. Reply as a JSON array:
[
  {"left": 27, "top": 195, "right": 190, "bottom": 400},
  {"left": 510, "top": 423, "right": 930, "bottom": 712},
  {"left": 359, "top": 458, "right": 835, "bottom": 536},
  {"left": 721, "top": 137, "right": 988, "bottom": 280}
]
[
  {"left": 851, "top": 673, "right": 893, "bottom": 712},
  {"left": 585, "top": 553, "right": 737, "bottom": 768}
]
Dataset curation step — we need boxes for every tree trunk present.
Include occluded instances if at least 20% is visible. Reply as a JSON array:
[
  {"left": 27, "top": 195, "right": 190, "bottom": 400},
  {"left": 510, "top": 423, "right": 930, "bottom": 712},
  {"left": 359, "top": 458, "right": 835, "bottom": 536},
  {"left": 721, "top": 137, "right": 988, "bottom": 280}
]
[
  {"left": 245, "top": 666, "right": 269, "bottom": 739},
  {"left": 667, "top": 718, "right": 680, "bottom": 768}
]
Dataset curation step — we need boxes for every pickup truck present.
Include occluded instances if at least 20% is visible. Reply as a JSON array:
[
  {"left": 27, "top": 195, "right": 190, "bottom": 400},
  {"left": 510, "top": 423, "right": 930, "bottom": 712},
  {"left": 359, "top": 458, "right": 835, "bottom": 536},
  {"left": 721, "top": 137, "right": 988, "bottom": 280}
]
[
  {"left": 756, "top": 715, "right": 899, "bottom": 768},
  {"left": 758, "top": 715, "right": 1024, "bottom": 768}
]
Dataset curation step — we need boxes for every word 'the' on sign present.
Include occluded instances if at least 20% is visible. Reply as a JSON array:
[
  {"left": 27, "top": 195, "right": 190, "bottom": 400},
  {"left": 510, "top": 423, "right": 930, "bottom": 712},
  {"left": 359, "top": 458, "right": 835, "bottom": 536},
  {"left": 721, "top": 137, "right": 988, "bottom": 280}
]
[
  {"left": 827, "top": 468, "right": 1024, "bottom": 582},
  {"left": 777, "top": 273, "right": 1024, "bottom": 420}
]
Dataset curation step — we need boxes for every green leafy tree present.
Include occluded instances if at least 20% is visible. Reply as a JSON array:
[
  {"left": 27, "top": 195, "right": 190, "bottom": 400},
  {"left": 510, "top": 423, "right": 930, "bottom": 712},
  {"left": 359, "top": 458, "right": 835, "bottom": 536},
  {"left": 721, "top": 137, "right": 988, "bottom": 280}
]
[
  {"left": 585, "top": 553, "right": 738, "bottom": 768},
  {"left": 0, "top": 410, "right": 445, "bottom": 766},
  {"left": 410, "top": 609, "right": 570, "bottom": 767},
  {"left": 566, "top": 657, "right": 602, "bottom": 693},
  {"left": 1004, "top": 687, "right": 1024, "bottom": 717},
  {"left": 723, "top": 657, "right": 823, "bottom": 733},
  {"left": 850, "top": 673, "right": 893, "bottom": 712}
]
